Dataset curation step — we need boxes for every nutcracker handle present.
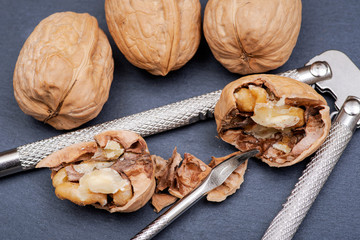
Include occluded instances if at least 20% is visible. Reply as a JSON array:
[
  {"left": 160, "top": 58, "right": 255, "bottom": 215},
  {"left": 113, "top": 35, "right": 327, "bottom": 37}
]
[{"left": 262, "top": 96, "right": 360, "bottom": 240}]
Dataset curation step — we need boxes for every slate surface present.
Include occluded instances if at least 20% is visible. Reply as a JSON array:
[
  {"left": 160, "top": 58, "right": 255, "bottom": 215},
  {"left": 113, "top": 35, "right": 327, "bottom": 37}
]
[{"left": 0, "top": 1, "right": 359, "bottom": 239}]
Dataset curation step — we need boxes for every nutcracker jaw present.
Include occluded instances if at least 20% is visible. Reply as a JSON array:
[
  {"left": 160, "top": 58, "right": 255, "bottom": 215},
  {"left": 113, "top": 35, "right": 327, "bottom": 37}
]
[{"left": 307, "top": 50, "right": 360, "bottom": 115}]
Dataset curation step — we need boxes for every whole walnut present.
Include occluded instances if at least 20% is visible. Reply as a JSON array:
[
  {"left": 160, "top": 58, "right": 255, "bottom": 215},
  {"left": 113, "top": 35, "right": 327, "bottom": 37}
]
[
  {"left": 203, "top": 0, "right": 302, "bottom": 75},
  {"left": 105, "top": 0, "right": 201, "bottom": 76},
  {"left": 13, "top": 12, "right": 114, "bottom": 130},
  {"left": 215, "top": 74, "right": 330, "bottom": 167},
  {"left": 36, "top": 130, "right": 155, "bottom": 213}
]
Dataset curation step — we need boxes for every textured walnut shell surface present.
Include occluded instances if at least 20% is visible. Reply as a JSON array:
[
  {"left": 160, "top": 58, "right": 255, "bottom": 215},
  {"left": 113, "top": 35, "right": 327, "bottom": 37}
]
[
  {"left": 154, "top": 148, "right": 183, "bottom": 192},
  {"left": 36, "top": 130, "right": 155, "bottom": 213},
  {"left": 105, "top": 0, "right": 201, "bottom": 76},
  {"left": 168, "top": 153, "right": 211, "bottom": 199},
  {"left": 13, "top": 12, "right": 114, "bottom": 130},
  {"left": 203, "top": 0, "right": 302, "bottom": 74},
  {"left": 215, "top": 74, "right": 331, "bottom": 167},
  {"left": 151, "top": 193, "right": 177, "bottom": 213}
]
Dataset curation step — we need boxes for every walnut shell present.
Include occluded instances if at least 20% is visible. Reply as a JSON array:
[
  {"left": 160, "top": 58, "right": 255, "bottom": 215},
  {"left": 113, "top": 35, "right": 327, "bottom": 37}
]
[
  {"left": 151, "top": 193, "right": 177, "bottom": 213},
  {"left": 105, "top": 0, "right": 201, "bottom": 76},
  {"left": 36, "top": 130, "right": 155, "bottom": 213},
  {"left": 203, "top": 0, "right": 302, "bottom": 74},
  {"left": 13, "top": 12, "right": 114, "bottom": 130},
  {"left": 168, "top": 153, "right": 212, "bottom": 199},
  {"left": 215, "top": 74, "right": 331, "bottom": 167}
]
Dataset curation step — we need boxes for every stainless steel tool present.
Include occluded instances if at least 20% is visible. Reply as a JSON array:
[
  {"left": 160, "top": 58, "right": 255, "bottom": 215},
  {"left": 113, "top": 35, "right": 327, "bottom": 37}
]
[
  {"left": 131, "top": 149, "right": 259, "bottom": 240},
  {"left": 0, "top": 60, "right": 331, "bottom": 177},
  {"left": 262, "top": 50, "right": 360, "bottom": 239}
]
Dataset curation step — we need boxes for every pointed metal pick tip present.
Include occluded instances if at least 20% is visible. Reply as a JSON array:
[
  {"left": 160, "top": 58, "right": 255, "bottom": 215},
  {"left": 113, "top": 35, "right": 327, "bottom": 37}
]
[{"left": 234, "top": 149, "right": 259, "bottom": 161}]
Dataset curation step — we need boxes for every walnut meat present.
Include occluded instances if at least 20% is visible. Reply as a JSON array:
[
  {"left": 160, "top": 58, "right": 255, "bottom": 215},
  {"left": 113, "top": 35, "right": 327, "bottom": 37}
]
[
  {"left": 105, "top": 0, "right": 201, "bottom": 76},
  {"left": 36, "top": 130, "right": 155, "bottom": 213},
  {"left": 203, "top": 0, "right": 302, "bottom": 74},
  {"left": 13, "top": 12, "right": 114, "bottom": 130},
  {"left": 215, "top": 74, "right": 331, "bottom": 167}
]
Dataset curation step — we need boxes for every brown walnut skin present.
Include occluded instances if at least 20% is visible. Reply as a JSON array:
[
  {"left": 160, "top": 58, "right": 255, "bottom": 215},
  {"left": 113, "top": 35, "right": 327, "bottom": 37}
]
[
  {"left": 36, "top": 130, "right": 155, "bottom": 213},
  {"left": 215, "top": 74, "right": 331, "bottom": 167},
  {"left": 13, "top": 12, "right": 114, "bottom": 130},
  {"left": 203, "top": 0, "right": 302, "bottom": 75},
  {"left": 168, "top": 153, "right": 212, "bottom": 199},
  {"left": 105, "top": 0, "right": 201, "bottom": 76}
]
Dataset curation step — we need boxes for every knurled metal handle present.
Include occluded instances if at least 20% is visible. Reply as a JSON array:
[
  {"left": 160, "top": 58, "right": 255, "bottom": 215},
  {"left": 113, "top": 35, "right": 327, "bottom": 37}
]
[
  {"left": 132, "top": 214, "right": 171, "bottom": 240},
  {"left": 262, "top": 96, "right": 360, "bottom": 240},
  {"left": 0, "top": 61, "right": 331, "bottom": 177},
  {"left": 131, "top": 185, "right": 206, "bottom": 240}
]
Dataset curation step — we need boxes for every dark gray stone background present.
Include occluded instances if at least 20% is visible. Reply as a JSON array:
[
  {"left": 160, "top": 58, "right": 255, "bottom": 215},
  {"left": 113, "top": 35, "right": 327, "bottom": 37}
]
[{"left": 0, "top": 0, "right": 359, "bottom": 239}]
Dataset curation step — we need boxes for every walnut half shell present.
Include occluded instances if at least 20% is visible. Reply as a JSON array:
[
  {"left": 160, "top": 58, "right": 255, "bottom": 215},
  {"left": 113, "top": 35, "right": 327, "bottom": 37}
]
[
  {"left": 36, "top": 130, "right": 155, "bottom": 213},
  {"left": 215, "top": 74, "right": 331, "bottom": 167},
  {"left": 105, "top": 0, "right": 201, "bottom": 76},
  {"left": 13, "top": 12, "right": 114, "bottom": 130}
]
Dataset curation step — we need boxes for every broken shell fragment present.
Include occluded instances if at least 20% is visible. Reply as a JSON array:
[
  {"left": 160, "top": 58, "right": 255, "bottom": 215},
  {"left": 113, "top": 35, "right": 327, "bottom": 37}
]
[
  {"left": 154, "top": 148, "right": 183, "bottom": 192},
  {"left": 214, "top": 74, "right": 331, "bottom": 167},
  {"left": 36, "top": 130, "right": 155, "bottom": 213},
  {"left": 168, "top": 153, "right": 212, "bottom": 199},
  {"left": 151, "top": 193, "right": 178, "bottom": 213}
]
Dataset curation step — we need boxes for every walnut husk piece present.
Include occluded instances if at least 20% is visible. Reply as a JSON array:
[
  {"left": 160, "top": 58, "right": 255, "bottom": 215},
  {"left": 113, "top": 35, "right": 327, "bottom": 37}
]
[
  {"left": 203, "top": 0, "right": 302, "bottom": 75},
  {"left": 105, "top": 0, "right": 201, "bottom": 76},
  {"left": 36, "top": 130, "right": 155, "bottom": 213},
  {"left": 215, "top": 74, "right": 331, "bottom": 167},
  {"left": 13, "top": 12, "right": 114, "bottom": 130}
]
